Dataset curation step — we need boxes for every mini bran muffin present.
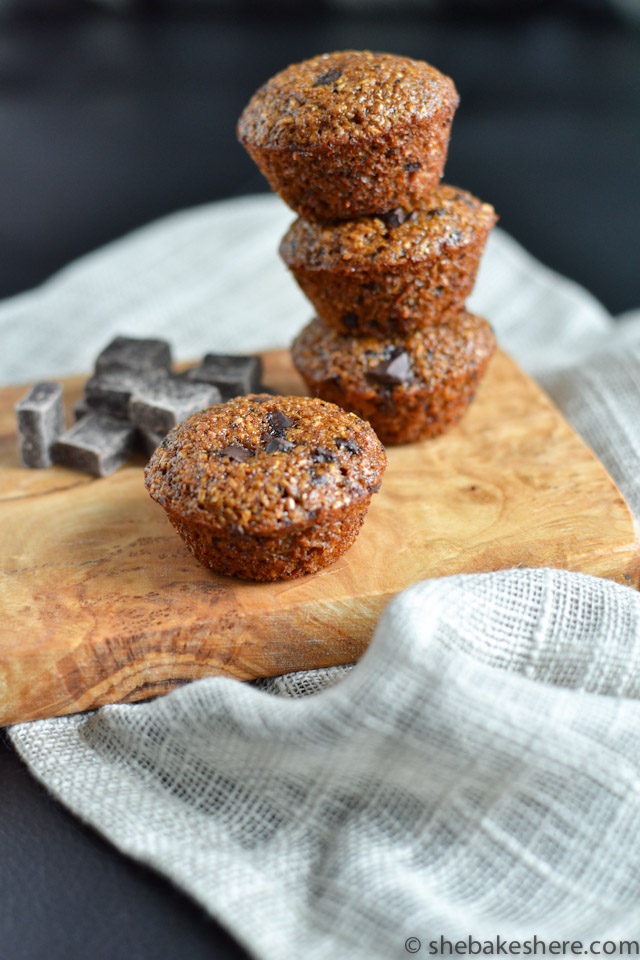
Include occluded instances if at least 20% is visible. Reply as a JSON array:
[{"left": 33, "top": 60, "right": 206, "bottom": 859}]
[
  {"left": 144, "top": 394, "right": 386, "bottom": 581},
  {"left": 291, "top": 313, "right": 496, "bottom": 446},
  {"left": 280, "top": 185, "right": 497, "bottom": 336},
  {"left": 237, "top": 50, "right": 459, "bottom": 221}
]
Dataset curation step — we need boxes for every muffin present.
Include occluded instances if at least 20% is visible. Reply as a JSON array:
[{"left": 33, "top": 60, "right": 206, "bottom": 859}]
[
  {"left": 280, "top": 185, "right": 497, "bottom": 336},
  {"left": 144, "top": 394, "right": 387, "bottom": 581},
  {"left": 291, "top": 313, "right": 496, "bottom": 445},
  {"left": 237, "top": 50, "right": 459, "bottom": 221}
]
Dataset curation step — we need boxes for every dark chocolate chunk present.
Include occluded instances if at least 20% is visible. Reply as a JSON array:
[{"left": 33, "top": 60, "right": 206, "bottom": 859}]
[
  {"left": 379, "top": 208, "right": 410, "bottom": 229},
  {"left": 15, "top": 381, "right": 64, "bottom": 468},
  {"left": 73, "top": 398, "right": 89, "bottom": 422},
  {"left": 95, "top": 336, "right": 172, "bottom": 376},
  {"left": 51, "top": 412, "right": 136, "bottom": 477},
  {"left": 309, "top": 471, "right": 328, "bottom": 485},
  {"left": 426, "top": 207, "right": 447, "bottom": 219},
  {"left": 265, "top": 438, "right": 294, "bottom": 454},
  {"left": 138, "top": 427, "right": 166, "bottom": 459},
  {"left": 341, "top": 312, "right": 359, "bottom": 330},
  {"left": 311, "top": 446, "right": 336, "bottom": 463},
  {"left": 367, "top": 350, "right": 412, "bottom": 386},
  {"left": 184, "top": 354, "right": 262, "bottom": 401},
  {"left": 404, "top": 161, "right": 421, "bottom": 173},
  {"left": 335, "top": 437, "right": 360, "bottom": 455},
  {"left": 219, "top": 445, "right": 253, "bottom": 462},
  {"left": 313, "top": 68, "right": 342, "bottom": 87},
  {"left": 129, "top": 377, "right": 220, "bottom": 435},
  {"left": 85, "top": 369, "right": 164, "bottom": 420},
  {"left": 265, "top": 409, "right": 293, "bottom": 437}
]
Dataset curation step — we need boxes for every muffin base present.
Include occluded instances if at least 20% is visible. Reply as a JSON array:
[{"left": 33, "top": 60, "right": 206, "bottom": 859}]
[
  {"left": 299, "top": 373, "right": 486, "bottom": 446},
  {"left": 165, "top": 500, "right": 371, "bottom": 581},
  {"left": 285, "top": 246, "right": 487, "bottom": 337}
]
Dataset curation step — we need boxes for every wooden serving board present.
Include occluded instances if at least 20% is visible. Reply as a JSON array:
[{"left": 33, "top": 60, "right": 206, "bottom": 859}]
[{"left": 1, "top": 349, "right": 639, "bottom": 726}]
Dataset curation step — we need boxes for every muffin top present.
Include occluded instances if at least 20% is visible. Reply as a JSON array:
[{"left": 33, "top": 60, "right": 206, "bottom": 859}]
[
  {"left": 292, "top": 313, "right": 496, "bottom": 393},
  {"left": 237, "top": 50, "right": 458, "bottom": 150},
  {"left": 280, "top": 185, "right": 497, "bottom": 270},
  {"left": 145, "top": 394, "right": 387, "bottom": 536}
]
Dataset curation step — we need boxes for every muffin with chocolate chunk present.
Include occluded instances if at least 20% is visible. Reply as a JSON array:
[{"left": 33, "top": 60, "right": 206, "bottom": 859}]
[
  {"left": 280, "top": 185, "right": 497, "bottom": 336},
  {"left": 237, "top": 50, "right": 459, "bottom": 221},
  {"left": 144, "top": 394, "right": 386, "bottom": 580},
  {"left": 292, "top": 313, "right": 496, "bottom": 445}
]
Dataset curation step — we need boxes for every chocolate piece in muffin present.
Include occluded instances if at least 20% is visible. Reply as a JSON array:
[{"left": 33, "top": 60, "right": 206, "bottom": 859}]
[
  {"left": 280, "top": 185, "right": 497, "bottom": 337},
  {"left": 238, "top": 50, "right": 459, "bottom": 221},
  {"left": 144, "top": 394, "right": 386, "bottom": 581},
  {"left": 291, "top": 313, "right": 496, "bottom": 446}
]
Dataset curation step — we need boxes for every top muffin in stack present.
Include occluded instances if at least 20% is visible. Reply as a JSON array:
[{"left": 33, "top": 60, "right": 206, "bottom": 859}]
[{"left": 238, "top": 50, "right": 497, "bottom": 445}]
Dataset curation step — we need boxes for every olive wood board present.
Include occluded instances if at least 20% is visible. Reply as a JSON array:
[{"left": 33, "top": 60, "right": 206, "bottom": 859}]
[{"left": 1, "top": 348, "right": 639, "bottom": 726}]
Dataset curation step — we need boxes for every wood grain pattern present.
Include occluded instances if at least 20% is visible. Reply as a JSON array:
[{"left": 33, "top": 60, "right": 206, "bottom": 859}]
[{"left": 1, "top": 349, "right": 639, "bottom": 726}]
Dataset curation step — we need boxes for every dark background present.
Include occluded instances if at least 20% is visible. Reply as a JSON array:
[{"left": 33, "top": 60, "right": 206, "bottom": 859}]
[{"left": 1, "top": 2, "right": 639, "bottom": 958}]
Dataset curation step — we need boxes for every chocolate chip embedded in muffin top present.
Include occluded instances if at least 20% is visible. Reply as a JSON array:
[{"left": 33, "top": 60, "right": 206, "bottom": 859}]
[
  {"left": 335, "top": 437, "right": 360, "bottom": 455},
  {"left": 367, "top": 350, "right": 412, "bottom": 386},
  {"left": 378, "top": 208, "right": 410, "bottom": 229},
  {"left": 341, "top": 312, "right": 359, "bottom": 330},
  {"left": 311, "top": 446, "right": 337, "bottom": 463},
  {"left": 313, "top": 67, "right": 343, "bottom": 87},
  {"left": 265, "top": 438, "right": 295, "bottom": 453},
  {"left": 404, "top": 161, "right": 421, "bottom": 173},
  {"left": 219, "top": 445, "right": 254, "bottom": 461},
  {"left": 266, "top": 408, "right": 294, "bottom": 436}
]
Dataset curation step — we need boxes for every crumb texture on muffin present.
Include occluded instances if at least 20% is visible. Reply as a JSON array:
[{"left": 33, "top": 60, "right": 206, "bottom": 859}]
[
  {"left": 292, "top": 314, "right": 496, "bottom": 445},
  {"left": 280, "top": 186, "right": 495, "bottom": 269},
  {"left": 237, "top": 50, "right": 459, "bottom": 220},
  {"left": 238, "top": 50, "right": 458, "bottom": 148},
  {"left": 144, "top": 394, "right": 387, "bottom": 537}
]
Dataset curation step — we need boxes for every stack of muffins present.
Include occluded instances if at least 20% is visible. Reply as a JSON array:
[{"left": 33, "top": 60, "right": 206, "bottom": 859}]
[{"left": 238, "top": 50, "right": 497, "bottom": 445}]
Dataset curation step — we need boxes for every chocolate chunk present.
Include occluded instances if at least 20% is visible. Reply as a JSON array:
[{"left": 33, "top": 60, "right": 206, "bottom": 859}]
[
  {"left": 73, "top": 398, "right": 90, "bottom": 422},
  {"left": 341, "top": 312, "right": 359, "bottom": 330},
  {"left": 379, "top": 208, "right": 410, "bottom": 229},
  {"left": 129, "top": 378, "right": 221, "bottom": 434},
  {"left": 95, "top": 336, "right": 172, "bottom": 376},
  {"left": 219, "top": 445, "right": 253, "bottom": 462},
  {"left": 138, "top": 427, "right": 166, "bottom": 459},
  {"left": 265, "top": 438, "right": 294, "bottom": 454},
  {"left": 15, "top": 381, "right": 64, "bottom": 468},
  {"left": 311, "top": 446, "right": 336, "bottom": 463},
  {"left": 51, "top": 413, "right": 136, "bottom": 477},
  {"left": 85, "top": 369, "right": 164, "bottom": 420},
  {"left": 367, "top": 350, "right": 412, "bottom": 386},
  {"left": 426, "top": 207, "right": 447, "bottom": 219},
  {"left": 265, "top": 409, "right": 294, "bottom": 437},
  {"left": 335, "top": 437, "right": 360, "bottom": 455},
  {"left": 404, "top": 161, "right": 421, "bottom": 173},
  {"left": 313, "top": 68, "right": 342, "bottom": 87},
  {"left": 184, "top": 354, "right": 263, "bottom": 401}
]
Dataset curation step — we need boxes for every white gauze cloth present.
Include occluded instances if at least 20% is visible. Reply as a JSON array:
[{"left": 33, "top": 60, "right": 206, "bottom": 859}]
[{"left": 6, "top": 195, "right": 640, "bottom": 958}]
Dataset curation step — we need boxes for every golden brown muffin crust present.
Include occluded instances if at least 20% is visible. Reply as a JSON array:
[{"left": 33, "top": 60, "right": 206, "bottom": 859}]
[
  {"left": 292, "top": 313, "right": 496, "bottom": 390},
  {"left": 280, "top": 185, "right": 496, "bottom": 270},
  {"left": 237, "top": 50, "right": 458, "bottom": 150},
  {"left": 145, "top": 394, "right": 386, "bottom": 536}
]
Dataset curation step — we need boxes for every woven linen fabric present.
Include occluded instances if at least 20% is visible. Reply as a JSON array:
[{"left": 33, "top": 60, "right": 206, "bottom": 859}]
[{"left": 6, "top": 195, "right": 640, "bottom": 957}]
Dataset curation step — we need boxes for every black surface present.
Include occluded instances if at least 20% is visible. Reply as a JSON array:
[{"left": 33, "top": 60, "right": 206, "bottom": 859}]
[
  {"left": 0, "top": 732, "right": 250, "bottom": 959},
  {"left": 2, "top": 6, "right": 640, "bottom": 959}
]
